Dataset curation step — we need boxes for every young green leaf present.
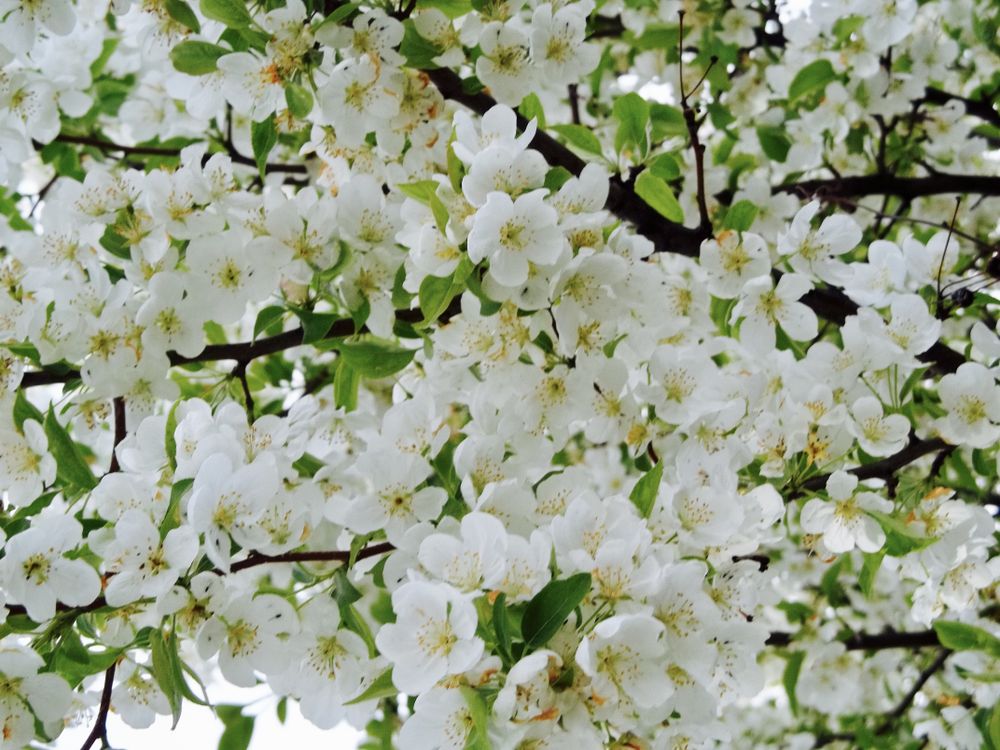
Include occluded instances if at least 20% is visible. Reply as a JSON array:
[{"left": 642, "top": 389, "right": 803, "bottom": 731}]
[
  {"left": 788, "top": 59, "right": 836, "bottom": 100},
  {"left": 722, "top": 200, "right": 758, "bottom": 232},
  {"left": 200, "top": 0, "right": 254, "bottom": 28},
  {"left": 44, "top": 405, "right": 97, "bottom": 491},
  {"left": 346, "top": 668, "right": 398, "bottom": 705},
  {"left": 867, "top": 511, "right": 937, "bottom": 556},
  {"left": 216, "top": 705, "right": 255, "bottom": 750},
  {"left": 284, "top": 83, "right": 314, "bottom": 119},
  {"left": 170, "top": 41, "right": 228, "bottom": 75},
  {"left": 634, "top": 171, "right": 683, "bottom": 222},
  {"left": 335, "top": 339, "right": 416, "bottom": 379},
  {"left": 521, "top": 573, "right": 592, "bottom": 649},
  {"left": 164, "top": 0, "right": 201, "bottom": 32},
  {"left": 250, "top": 115, "right": 278, "bottom": 180},
  {"left": 613, "top": 92, "right": 650, "bottom": 158},
  {"left": 782, "top": 651, "right": 805, "bottom": 715},
  {"left": 933, "top": 621, "right": 1000, "bottom": 658},
  {"left": 757, "top": 126, "right": 791, "bottom": 162},
  {"left": 551, "top": 124, "right": 603, "bottom": 156},
  {"left": 629, "top": 460, "right": 663, "bottom": 518}
]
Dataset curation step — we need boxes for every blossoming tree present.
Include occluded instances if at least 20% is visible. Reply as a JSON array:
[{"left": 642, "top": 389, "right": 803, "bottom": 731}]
[{"left": 0, "top": 0, "right": 999, "bottom": 746}]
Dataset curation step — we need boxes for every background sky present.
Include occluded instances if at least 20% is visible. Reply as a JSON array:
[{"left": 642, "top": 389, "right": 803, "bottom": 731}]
[{"left": 51, "top": 681, "right": 365, "bottom": 750}]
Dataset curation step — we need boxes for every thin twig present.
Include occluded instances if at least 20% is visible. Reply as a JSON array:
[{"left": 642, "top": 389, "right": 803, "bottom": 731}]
[
  {"left": 106, "top": 397, "right": 126, "bottom": 475},
  {"left": 232, "top": 361, "right": 255, "bottom": 421},
  {"left": 79, "top": 662, "right": 116, "bottom": 750},
  {"left": 875, "top": 648, "right": 951, "bottom": 734},
  {"left": 568, "top": 83, "right": 581, "bottom": 125},
  {"left": 678, "top": 11, "right": 715, "bottom": 233}
]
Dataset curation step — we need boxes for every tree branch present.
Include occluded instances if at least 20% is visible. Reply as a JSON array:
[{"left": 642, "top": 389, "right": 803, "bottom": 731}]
[
  {"left": 79, "top": 662, "right": 116, "bottom": 750},
  {"left": 795, "top": 436, "right": 949, "bottom": 496},
  {"left": 106, "top": 397, "right": 127, "bottom": 474},
  {"left": 424, "top": 67, "right": 710, "bottom": 256},
  {"left": 51, "top": 134, "right": 309, "bottom": 174},
  {"left": 228, "top": 541, "right": 395, "bottom": 573},
  {"left": 3, "top": 541, "right": 397, "bottom": 619},
  {"left": 924, "top": 87, "right": 1000, "bottom": 129},
  {"left": 875, "top": 648, "right": 951, "bottom": 734},
  {"left": 778, "top": 173, "right": 1000, "bottom": 201},
  {"left": 766, "top": 628, "right": 940, "bottom": 651}
]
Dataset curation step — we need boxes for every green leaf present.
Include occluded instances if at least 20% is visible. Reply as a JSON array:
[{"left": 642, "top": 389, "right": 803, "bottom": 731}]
[
  {"left": 199, "top": 0, "right": 253, "bottom": 28},
  {"left": 250, "top": 115, "right": 278, "bottom": 180},
  {"left": 164, "top": 399, "right": 181, "bottom": 471},
  {"left": 460, "top": 686, "right": 490, "bottom": 750},
  {"left": 722, "top": 200, "right": 758, "bottom": 232},
  {"left": 629, "top": 461, "right": 663, "bottom": 518},
  {"left": 521, "top": 573, "right": 592, "bottom": 649},
  {"left": 398, "top": 180, "right": 450, "bottom": 233},
  {"left": 150, "top": 629, "right": 184, "bottom": 729},
  {"left": 44, "top": 405, "right": 97, "bottom": 491},
  {"left": 493, "top": 593, "right": 512, "bottom": 665},
  {"left": 613, "top": 92, "right": 650, "bottom": 158},
  {"left": 756, "top": 126, "right": 791, "bottom": 163},
  {"left": 334, "top": 568, "right": 377, "bottom": 656},
  {"left": 160, "top": 478, "right": 193, "bottom": 538},
  {"left": 293, "top": 307, "right": 341, "bottom": 344},
  {"left": 446, "top": 140, "right": 463, "bottom": 193},
  {"left": 819, "top": 555, "right": 849, "bottom": 607},
  {"left": 416, "top": 0, "right": 471, "bottom": 18},
  {"left": 217, "top": 705, "right": 255, "bottom": 750},
  {"left": 788, "top": 59, "right": 836, "bottom": 101},
  {"left": 418, "top": 257, "right": 471, "bottom": 325},
  {"left": 933, "top": 621, "right": 1000, "bottom": 658},
  {"left": 165, "top": 0, "right": 201, "bottom": 31},
  {"left": 649, "top": 103, "right": 687, "bottom": 139},
  {"left": 648, "top": 153, "right": 680, "bottom": 181},
  {"left": 13, "top": 390, "right": 44, "bottom": 432},
  {"left": 544, "top": 167, "right": 572, "bottom": 192},
  {"left": 253, "top": 305, "right": 285, "bottom": 341},
  {"left": 284, "top": 83, "right": 314, "bottom": 118},
  {"left": 634, "top": 171, "right": 683, "bottom": 222},
  {"left": 868, "top": 511, "right": 937, "bottom": 557},
  {"left": 519, "top": 93, "right": 546, "bottom": 129},
  {"left": 317, "top": 1, "right": 359, "bottom": 26},
  {"left": 275, "top": 696, "right": 287, "bottom": 724},
  {"left": 777, "top": 600, "right": 813, "bottom": 624},
  {"left": 782, "top": 651, "right": 805, "bottom": 715},
  {"left": 333, "top": 358, "right": 360, "bottom": 412},
  {"left": 859, "top": 550, "right": 884, "bottom": 598},
  {"left": 990, "top": 702, "right": 1000, "bottom": 749},
  {"left": 551, "top": 124, "right": 603, "bottom": 156},
  {"left": 346, "top": 668, "right": 398, "bottom": 705},
  {"left": 399, "top": 19, "right": 443, "bottom": 68},
  {"left": 335, "top": 339, "right": 416, "bottom": 379}
]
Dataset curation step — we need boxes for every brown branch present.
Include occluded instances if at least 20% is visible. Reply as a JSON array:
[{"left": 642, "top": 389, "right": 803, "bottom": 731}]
[
  {"left": 228, "top": 541, "right": 395, "bottom": 573},
  {"left": 3, "top": 542, "right": 396, "bottom": 618},
  {"left": 924, "top": 87, "right": 1000, "bottom": 129},
  {"left": 795, "top": 437, "right": 949, "bottom": 496},
  {"left": 425, "top": 67, "right": 970, "bottom": 378},
  {"left": 425, "top": 67, "right": 710, "bottom": 257},
  {"left": 568, "top": 83, "right": 581, "bottom": 125},
  {"left": 778, "top": 173, "right": 1000, "bottom": 201},
  {"left": 106, "top": 397, "right": 126, "bottom": 474},
  {"left": 20, "top": 301, "right": 449, "bottom": 388},
  {"left": 232, "top": 361, "right": 255, "bottom": 421},
  {"left": 678, "top": 11, "right": 714, "bottom": 233},
  {"left": 80, "top": 662, "right": 116, "bottom": 750},
  {"left": 50, "top": 134, "right": 309, "bottom": 174},
  {"left": 875, "top": 648, "right": 951, "bottom": 734},
  {"left": 766, "top": 628, "right": 940, "bottom": 651}
]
